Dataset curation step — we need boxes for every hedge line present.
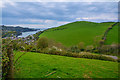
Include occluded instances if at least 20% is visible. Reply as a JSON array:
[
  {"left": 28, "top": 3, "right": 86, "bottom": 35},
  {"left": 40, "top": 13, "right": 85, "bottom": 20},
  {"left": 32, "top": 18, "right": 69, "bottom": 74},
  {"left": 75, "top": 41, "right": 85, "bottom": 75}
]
[{"left": 37, "top": 49, "right": 118, "bottom": 62}]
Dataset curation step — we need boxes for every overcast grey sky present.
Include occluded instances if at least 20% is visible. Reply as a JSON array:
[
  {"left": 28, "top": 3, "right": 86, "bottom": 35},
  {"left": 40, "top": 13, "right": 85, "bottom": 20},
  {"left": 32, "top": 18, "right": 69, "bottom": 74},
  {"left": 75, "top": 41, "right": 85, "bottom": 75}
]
[{"left": 1, "top": 1, "right": 118, "bottom": 28}]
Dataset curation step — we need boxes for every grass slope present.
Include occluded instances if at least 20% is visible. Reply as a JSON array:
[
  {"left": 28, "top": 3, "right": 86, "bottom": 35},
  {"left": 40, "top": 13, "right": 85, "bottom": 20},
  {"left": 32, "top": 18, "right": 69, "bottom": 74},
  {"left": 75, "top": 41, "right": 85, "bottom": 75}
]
[
  {"left": 105, "top": 23, "right": 119, "bottom": 44},
  {"left": 39, "top": 21, "right": 115, "bottom": 46},
  {"left": 14, "top": 51, "right": 118, "bottom": 78}
]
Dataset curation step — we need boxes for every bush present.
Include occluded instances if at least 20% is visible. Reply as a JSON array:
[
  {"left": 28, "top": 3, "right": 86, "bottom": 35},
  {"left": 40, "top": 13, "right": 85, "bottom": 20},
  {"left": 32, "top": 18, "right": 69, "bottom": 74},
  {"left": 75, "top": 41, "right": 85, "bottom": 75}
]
[
  {"left": 46, "top": 48, "right": 116, "bottom": 62},
  {"left": 77, "top": 54, "right": 116, "bottom": 62},
  {"left": 37, "top": 37, "right": 48, "bottom": 50},
  {"left": 64, "top": 53, "right": 116, "bottom": 62},
  {"left": 59, "top": 51, "right": 67, "bottom": 56},
  {"left": 117, "top": 58, "right": 120, "bottom": 63},
  {"left": 77, "top": 42, "right": 85, "bottom": 51},
  {"left": 85, "top": 45, "right": 94, "bottom": 52},
  {"left": 66, "top": 52, "right": 73, "bottom": 57},
  {"left": 36, "top": 48, "right": 41, "bottom": 53},
  {"left": 93, "top": 49, "right": 99, "bottom": 53},
  {"left": 69, "top": 46, "right": 80, "bottom": 53},
  {"left": 24, "top": 45, "right": 33, "bottom": 52},
  {"left": 39, "top": 47, "right": 116, "bottom": 62},
  {"left": 31, "top": 47, "right": 36, "bottom": 52},
  {"left": 48, "top": 48, "right": 62, "bottom": 55}
]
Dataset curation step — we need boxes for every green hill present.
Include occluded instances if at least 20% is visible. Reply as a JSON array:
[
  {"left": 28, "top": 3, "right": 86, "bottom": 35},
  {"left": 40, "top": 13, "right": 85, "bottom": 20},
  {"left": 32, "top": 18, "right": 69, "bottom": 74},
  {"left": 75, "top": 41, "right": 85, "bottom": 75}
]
[
  {"left": 14, "top": 51, "right": 118, "bottom": 78},
  {"left": 105, "top": 23, "right": 119, "bottom": 44},
  {"left": 39, "top": 21, "right": 115, "bottom": 46}
]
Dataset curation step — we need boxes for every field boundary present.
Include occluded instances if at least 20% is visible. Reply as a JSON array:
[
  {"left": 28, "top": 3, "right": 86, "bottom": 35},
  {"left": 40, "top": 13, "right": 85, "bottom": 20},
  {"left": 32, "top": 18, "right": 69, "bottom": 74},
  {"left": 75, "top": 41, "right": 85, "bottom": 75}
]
[{"left": 102, "top": 22, "right": 118, "bottom": 41}]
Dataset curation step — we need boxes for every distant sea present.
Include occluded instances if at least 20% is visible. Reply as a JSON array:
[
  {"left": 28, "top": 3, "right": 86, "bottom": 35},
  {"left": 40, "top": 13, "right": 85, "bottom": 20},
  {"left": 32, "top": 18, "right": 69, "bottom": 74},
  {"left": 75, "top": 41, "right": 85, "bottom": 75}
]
[{"left": 18, "top": 28, "right": 47, "bottom": 38}]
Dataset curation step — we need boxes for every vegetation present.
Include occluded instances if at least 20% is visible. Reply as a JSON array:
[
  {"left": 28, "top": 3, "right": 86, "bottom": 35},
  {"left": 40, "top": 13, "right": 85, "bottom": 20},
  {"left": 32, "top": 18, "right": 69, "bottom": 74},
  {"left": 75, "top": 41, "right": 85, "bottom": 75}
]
[
  {"left": 2, "top": 31, "right": 21, "bottom": 38},
  {"left": 1, "top": 25, "right": 38, "bottom": 38},
  {"left": 39, "top": 21, "right": 116, "bottom": 46},
  {"left": 37, "top": 37, "right": 48, "bottom": 50},
  {"left": 14, "top": 51, "right": 118, "bottom": 78},
  {"left": 2, "top": 21, "right": 119, "bottom": 78},
  {"left": 105, "top": 23, "right": 119, "bottom": 44}
]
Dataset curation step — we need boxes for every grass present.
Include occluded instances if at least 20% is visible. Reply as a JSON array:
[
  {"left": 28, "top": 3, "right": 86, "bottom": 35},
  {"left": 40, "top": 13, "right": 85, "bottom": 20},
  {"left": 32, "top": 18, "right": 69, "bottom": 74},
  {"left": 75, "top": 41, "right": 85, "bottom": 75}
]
[
  {"left": 14, "top": 51, "right": 118, "bottom": 78},
  {"left": 39, "top": 21, "right": 115, "bottom": 47},
  {"left": 105, "top": 23, "right": 119, "bottom": 44}
]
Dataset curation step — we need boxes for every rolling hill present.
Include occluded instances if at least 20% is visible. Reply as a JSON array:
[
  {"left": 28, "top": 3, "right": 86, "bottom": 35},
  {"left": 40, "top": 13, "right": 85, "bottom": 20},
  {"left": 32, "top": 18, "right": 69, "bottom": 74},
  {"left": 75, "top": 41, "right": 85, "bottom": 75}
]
[
  {"left": 39, "top": 21, "right": 116, "bottom": 46},
  {"left": 1, "top": 25, "right": 38, "bottom": 38},
  {"left": 104, "top": 23, "right": 119, "bottom": 44},
  {"left": 13, "top": 21, "right": 119, "bottom": 78},
  {"left": 14, "top": 51, "right": 118, "bottom": 78}
]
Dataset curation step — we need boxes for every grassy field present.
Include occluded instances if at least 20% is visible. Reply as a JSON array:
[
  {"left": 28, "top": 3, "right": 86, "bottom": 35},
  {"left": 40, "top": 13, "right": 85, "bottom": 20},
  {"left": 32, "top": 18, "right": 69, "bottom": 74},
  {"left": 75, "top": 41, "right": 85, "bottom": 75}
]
[
  {"left": 105, "top": 23, "right": 119, "bottom": 44},
  {"left": 14, "top": 51, "right": 118, "bottom": 78},
  {"left": 39, "top": 21, "right": 115, "bottom": 46}
]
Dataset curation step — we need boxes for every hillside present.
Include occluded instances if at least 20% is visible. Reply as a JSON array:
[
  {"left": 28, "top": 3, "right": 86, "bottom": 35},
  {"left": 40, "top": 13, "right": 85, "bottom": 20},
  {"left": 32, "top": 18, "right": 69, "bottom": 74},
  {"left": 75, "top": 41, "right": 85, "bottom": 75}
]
[
  {"left": 14, "top": 51, "right": 118, "bottom": 78},
  {"left": 1, "top": 25, "right": 38, "bottom": 38},
  {"left": 39, "top": 21, "right": 115, "bottom": 46},
  {"left": 105, "top": 23, "right": 119, "bottom": 44}
]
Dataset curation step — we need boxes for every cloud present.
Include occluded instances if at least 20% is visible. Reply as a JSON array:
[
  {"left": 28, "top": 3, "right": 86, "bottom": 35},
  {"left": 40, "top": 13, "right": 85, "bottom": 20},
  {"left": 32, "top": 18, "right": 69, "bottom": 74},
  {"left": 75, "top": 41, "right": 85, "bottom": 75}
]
[
  {"left": 1, "top": 0, "right": 17, "bottom": 8},
  {"left": 10, "top": 18, "right": 70, "bottom": 28},
  {"left": 11, "top": 0, "right": 119, "bottom": 2},
  {"left": 5, "top": 24, "right": 45, "bottom": 28},
  {"left": 76, "top": 17, "right": 117, "bottom": 21},
  {"left": 2, "top": 2, "right": 118, "bottom": 28},
  {"left": 76, "top": 13, "right": 118, "bottom": 22},
  {"left": 0, "top": 1, "right": 5, "bottom": 8}
]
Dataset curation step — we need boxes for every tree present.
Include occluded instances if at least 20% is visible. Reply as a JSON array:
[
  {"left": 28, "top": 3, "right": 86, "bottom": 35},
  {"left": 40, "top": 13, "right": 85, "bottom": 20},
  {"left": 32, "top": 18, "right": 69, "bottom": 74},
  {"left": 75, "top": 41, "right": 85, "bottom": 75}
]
[
  {"left": 6, "top": 44, "right": 14, "bottom": 78},
  {"left": 98, "top": 40, "right": 104, "bottom": 47},
  {"left": 36, "top": 37, "right": 48, "bottom": 50},
  {"left": 86, "top": 45, "right": 94, "bottom": 52},
  {"left": 70, "top": 46, "right": 80, "bottom": 53},
  {"left": 78, "top": 42, "right": 85, "bottom": 51}
]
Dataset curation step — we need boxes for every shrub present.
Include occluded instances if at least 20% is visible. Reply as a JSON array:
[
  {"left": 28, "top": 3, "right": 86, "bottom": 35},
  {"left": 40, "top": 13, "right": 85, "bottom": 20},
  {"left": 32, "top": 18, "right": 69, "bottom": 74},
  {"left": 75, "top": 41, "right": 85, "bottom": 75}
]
[
  {"left": 85, "top": 45, "right": 94, "bottom": 52},
  {"left": 60, "top": 51, "right": 67, "bottom": 56},
  {"left": 41, "top": 48, "right": 49, "bottom": 54},
  {"left": 117, "top": 58, "right": 120, "bottom": 63},
  {"left": 48, "top": 48, "right": 62, "bottom": 55},
  {"left": 24, "top": 45, "right": 33, "bottom": 52},
  {"left": 37, "top": 37, "right": 48, "bottom": 50},
  {"left": 66, "top": 52, "right": 73, "bottom": 57},
  {"left": 69, "top": 46, "right": 80, "bottom": 53},
  {"left": 67, "top": 53, "right": 116, "bottom": 62},
  {"left": 31, "top": 47, "right": 36, "bottom": 52},
  {"left": 93, "top": 49, "right": 99, "bottom": 53}
]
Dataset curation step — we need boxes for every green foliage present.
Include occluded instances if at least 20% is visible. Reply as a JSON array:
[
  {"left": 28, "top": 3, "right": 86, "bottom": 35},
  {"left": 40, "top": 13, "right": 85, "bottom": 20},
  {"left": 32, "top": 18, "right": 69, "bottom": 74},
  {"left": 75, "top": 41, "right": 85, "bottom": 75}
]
[
  {"left": 37, "top": 37, "right": 48, "bottom": 50},
  {"left": 85, "top": 45, "right": 94, "bottom": 52},
  {"left": 97, "top": 44, "right": 118, "bottom": 56},
  {"left": 69, "top": 46, "right": 80, "bottom": 53},
  {"left": 48, "top": 48, "right": 62, "bottom": 55},
  {"left": 24, "top": 45, "right": 33, "bottom": 52},
  {"left": 36, "top": 46, "right": 117, "bottom": 62},
  {"left": 77, "top": 42, "right": 85, "bottom": 51},
  {"left": 2, "top": 25, "right": 36, "bottom": 38},
  {"left": 117, "top": 58, "right": 120, "bottom": 62},
  {"left": 98, "top": 40, "right": 105, "bottom": 47},
  {"left": 69, "top": 53, "right": 116, "bottom": 62},
  {"left": 2, "top": 41, "right": 14, "bottom": 79},
  {"left": 33, "top": 31, "right": 44, "bottom": 40},
  {"left": 2, "top": 31, "right": 19, "bottom": 38}
]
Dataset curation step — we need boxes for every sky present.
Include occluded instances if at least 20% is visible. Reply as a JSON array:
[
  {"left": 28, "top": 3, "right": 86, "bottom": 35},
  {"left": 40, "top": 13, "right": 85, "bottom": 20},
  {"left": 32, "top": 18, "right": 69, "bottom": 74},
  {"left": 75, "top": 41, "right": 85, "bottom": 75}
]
[{"left": 1, "top": 1, "right": 118, "bottom": 28}]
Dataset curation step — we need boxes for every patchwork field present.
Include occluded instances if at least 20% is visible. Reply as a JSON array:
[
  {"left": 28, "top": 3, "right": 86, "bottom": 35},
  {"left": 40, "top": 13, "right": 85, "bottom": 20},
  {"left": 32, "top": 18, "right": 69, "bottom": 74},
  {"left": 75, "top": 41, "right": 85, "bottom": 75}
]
[
  {"left": 39, "top": 21, "right": 115, "bottom": 46},
  {"left": 14, "top": 51, "right": 118, "bottom": 78},
  {"left": 105, "top": 23, "right": 119, "bottom": 44}
]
